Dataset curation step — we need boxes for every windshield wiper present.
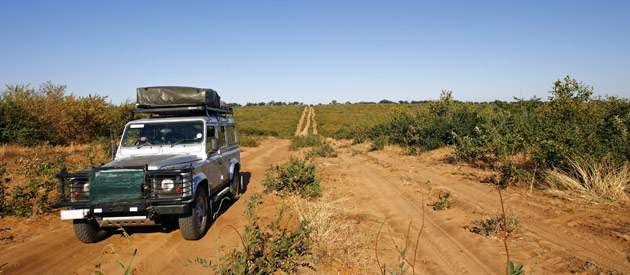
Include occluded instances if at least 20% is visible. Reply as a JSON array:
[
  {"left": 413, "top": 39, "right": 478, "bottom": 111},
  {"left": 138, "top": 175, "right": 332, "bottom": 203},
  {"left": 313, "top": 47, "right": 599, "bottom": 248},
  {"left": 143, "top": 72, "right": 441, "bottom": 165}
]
[
  {"left": 137, "top": 143, "right": 151, "bottom": 149},
  {"left": 171, "top": 139, "right": 197, "bottom": 147}
]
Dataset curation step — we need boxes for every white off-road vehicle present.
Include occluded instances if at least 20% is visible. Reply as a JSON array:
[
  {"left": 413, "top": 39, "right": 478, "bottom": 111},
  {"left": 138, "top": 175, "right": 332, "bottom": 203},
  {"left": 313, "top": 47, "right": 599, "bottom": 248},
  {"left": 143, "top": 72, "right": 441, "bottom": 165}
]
[{"left": 57, "top": 87, "right": 241, "bottom": 243}]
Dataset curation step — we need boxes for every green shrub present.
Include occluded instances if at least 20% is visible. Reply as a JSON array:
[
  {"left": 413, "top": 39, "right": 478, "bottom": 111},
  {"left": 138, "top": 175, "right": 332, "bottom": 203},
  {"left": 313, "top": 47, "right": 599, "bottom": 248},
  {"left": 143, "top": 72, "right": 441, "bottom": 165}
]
[
  {"left": 262, "top": 157, "right": 321, "bottom": 198},
  {"left": 238, "top": 135, "right": 262, "bottom": 147},
  {"left": 0, "top": 99, "right": 46, "bottom": 146},
  {"left": 9, "top": 145, "right": 67, "bottom": 216},
  {"left": 430, "top": 191, "right": 454, "bottom": 210},
  {"left": 307, "top": 143, "right": 338, "bottom": 158},
  {"left": 290, "top": 135, "right": 322, "bottom": 151},
  {"left": 370, "top": 135, "right": 387, "bottom": 151},
  {"left": 330, "top": 127, "right": 354, "bottom": 140},
  {"left": 0, "top": 163, "right": 10, "bottom": 215},
  {"left": 239, "top": 126, "right": 278, "bottom": 137},
  {"left": 218, "top": 193, "right": 314, "bottom": 274},
  {"left": 470, "top": 211, "right": 518, "bottom": 237}
]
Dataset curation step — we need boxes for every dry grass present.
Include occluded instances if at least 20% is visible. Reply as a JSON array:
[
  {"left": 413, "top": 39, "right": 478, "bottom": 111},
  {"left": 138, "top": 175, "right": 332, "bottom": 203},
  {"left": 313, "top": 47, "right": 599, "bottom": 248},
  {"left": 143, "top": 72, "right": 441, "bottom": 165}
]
[
  {"left": 544, "top": 157, "right": 630, "bottom": 204},
  {"left": 289, "top": 193, "right": 370, "bottom": 271}
]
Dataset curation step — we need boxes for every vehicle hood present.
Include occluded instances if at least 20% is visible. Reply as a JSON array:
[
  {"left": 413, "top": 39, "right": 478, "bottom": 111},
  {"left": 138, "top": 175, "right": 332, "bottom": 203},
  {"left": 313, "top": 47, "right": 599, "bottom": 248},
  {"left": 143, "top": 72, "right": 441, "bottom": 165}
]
[{"left": 102, "top": 154, "right": 201, "bottom": 170}]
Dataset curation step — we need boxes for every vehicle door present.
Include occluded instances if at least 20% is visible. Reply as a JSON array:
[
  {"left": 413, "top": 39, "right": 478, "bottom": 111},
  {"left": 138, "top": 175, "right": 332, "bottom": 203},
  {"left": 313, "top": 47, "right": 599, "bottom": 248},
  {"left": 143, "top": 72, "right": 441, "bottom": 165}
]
[
  {"left": 222, "top": 124, "right": 240, "bottom": 177},
  {"left": 216, "top": 124, "right": 229, "bottom": 185},
  {"left": 203, "top": 124, "right": 223, "bottom": 193}
]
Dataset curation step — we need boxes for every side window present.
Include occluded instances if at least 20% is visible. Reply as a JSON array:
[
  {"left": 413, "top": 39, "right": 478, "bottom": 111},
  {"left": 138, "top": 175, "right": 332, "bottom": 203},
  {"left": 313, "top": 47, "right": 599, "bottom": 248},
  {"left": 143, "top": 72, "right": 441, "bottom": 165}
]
[
  {"left": 227, "top": 126, "right": 236, "bottom": 145},
  {"left": 218, "top": 126, "right": 226, "bottom": 147},
  {"left": 206, "top": 126, "right": 216, "bottom": 153}
]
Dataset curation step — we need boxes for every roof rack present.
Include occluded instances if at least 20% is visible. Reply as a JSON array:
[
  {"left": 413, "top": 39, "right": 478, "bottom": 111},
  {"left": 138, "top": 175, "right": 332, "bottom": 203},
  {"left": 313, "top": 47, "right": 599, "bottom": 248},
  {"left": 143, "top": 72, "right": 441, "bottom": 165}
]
[{"left": 131, "top": 105, "right": 233, "bottom": 117}]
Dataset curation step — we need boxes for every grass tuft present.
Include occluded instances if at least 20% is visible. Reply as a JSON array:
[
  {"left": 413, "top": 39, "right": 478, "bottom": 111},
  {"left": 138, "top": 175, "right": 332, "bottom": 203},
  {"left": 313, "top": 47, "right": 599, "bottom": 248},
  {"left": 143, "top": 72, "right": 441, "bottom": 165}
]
[{"left": 543, "top": 156, "right": 630, "bottom": 204}]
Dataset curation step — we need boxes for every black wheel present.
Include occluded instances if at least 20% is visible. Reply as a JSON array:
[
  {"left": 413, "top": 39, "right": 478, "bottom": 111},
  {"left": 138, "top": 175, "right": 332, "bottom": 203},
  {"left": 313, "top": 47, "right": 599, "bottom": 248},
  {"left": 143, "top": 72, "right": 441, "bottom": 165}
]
[
  {"left": 179, "top": 187, "right": 209, "bottom": 240},
  {"left": 229, "top": 168, "right": 241, "bottom": 200},
  {"left": 73, "top": 219, "right": 110, "bottom": 243}
]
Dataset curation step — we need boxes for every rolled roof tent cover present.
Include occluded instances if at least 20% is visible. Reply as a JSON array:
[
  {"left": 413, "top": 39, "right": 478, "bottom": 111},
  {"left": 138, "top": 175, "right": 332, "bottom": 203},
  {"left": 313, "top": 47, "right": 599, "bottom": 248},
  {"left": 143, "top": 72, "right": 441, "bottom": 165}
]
[{"left": 136, "top": 86, "right": 221, "bottom": 108}]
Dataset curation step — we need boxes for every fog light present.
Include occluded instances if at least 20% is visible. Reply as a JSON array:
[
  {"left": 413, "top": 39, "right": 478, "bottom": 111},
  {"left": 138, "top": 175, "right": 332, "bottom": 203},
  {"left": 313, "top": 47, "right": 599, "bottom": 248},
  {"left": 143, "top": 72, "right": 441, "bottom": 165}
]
[{"left": 161, "top": 179, "right": 174, "bottom": 191}]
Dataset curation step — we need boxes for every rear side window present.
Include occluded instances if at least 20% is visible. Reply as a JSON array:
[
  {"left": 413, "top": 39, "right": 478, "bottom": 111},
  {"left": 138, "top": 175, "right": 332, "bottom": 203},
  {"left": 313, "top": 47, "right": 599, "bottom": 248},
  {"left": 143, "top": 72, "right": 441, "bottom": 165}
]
[
  {"left": 218, "top": 126, "right": 225, "bottom": 147},
  {"left": 227, "top": 126, "right": 236, "bottom": 145},
  {"left": 206, "top": 126, "right": 216, "bottom": 152}
]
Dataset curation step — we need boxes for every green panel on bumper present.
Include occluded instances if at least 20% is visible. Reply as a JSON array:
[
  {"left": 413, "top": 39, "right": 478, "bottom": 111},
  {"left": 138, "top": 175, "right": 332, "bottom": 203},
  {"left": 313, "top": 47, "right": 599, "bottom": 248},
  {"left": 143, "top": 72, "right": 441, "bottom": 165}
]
[{"left": 89, "top": 169, "right": 145, "bottom": 204}]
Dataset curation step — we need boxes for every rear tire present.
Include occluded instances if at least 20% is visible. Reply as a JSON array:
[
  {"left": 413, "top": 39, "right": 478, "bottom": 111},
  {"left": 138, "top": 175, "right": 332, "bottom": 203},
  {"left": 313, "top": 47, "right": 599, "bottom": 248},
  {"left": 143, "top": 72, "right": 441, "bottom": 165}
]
[
  {"left": 229, "top": 168, "right": 241, "bottom": 201},
  {"left": 73, "top": 219, "right": 109, "bottom": 243},
  {"left": 179, "top": 187, "right": 209, "bottom": 240}
]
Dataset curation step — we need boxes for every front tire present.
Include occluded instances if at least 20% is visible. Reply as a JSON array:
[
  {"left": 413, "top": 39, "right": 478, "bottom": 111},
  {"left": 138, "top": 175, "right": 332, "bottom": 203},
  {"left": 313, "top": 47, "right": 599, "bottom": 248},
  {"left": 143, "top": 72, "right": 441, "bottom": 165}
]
[
  {"left": 179, "top": 187, "right": 209, "bottom": 240},
  {"left": 73, "top": 219, "right": 109, "bottom": 243}
]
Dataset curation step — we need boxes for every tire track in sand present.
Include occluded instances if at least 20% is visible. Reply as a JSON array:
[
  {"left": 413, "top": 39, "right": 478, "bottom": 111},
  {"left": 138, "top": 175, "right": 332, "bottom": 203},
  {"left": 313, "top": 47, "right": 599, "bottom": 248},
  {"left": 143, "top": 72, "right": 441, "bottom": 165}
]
[
  {"left": 294, "top": 106, "right": 308, "bottom": 136},
  {"left": 300, "top": 107, "right": 313, "bottom": 136}
]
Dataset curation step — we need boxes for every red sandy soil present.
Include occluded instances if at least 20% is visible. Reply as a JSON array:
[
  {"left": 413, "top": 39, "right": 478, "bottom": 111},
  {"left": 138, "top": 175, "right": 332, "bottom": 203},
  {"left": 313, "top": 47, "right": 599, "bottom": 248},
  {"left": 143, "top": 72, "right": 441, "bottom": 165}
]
[{"left": 1, "top": 138, "right": 630, "bottom": 274}]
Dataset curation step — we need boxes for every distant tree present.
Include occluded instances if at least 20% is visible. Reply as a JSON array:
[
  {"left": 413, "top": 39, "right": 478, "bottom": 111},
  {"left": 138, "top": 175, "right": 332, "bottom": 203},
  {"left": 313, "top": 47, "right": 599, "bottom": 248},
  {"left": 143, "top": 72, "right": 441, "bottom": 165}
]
[
  {"left": 379, "top": 99, "right": 395, "bottom": 104},
  {"left": 331, "top": 100, "right": 337, "bottom": 105},
  {"left": 399, "top": 100, "right": 409, "bottom": 104},
  {"left": 345, "top": 101, "right": 351, "bottom": 104}
]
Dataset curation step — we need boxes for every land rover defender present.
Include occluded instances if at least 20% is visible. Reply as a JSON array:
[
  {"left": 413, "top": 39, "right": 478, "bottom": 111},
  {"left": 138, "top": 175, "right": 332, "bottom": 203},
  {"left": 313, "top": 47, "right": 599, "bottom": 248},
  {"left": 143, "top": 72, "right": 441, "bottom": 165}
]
[{"left": 56, "top": 86, "right": 241, "bottom": 243}]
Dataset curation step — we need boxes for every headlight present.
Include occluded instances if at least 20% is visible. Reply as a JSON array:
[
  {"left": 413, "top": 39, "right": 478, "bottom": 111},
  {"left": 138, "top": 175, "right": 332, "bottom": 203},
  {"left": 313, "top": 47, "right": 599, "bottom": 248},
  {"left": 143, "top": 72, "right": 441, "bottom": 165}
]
[
  {"left": 83, "top": 183, "right": 90, "bottom": 192},
  {"left": 161, "top": 179, "right": 174, "bottom": 191}
]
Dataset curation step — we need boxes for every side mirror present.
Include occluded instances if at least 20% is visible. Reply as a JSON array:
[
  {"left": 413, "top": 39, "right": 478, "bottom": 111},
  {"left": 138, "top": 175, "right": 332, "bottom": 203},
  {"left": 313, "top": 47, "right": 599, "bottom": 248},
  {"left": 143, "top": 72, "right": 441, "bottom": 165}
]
[
  {"left": 109, "top": 141, "right": 117, "bottom": 160},
  {"left": 211, "top": 138, "right": 219, "bottom": 152}
]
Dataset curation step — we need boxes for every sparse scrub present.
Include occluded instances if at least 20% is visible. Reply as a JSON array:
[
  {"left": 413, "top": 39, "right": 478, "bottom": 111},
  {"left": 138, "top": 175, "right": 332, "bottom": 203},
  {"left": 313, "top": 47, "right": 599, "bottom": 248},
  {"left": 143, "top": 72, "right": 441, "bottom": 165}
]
[
  {"left": 370, "top": 135, "right": 388, "bottom": 151},
  {"left": 217, "top": 193, "right": 314, "bottom": 274},
  {"left": 543, "top": 156, "right": 630, "bottom": 204},
  {"left": 430, "top": 191, "right": 454, "bottom": 211},
  {"left": 262, "top": 156, "right": 321, "bottom": 198},
  {"left": 9, "top": 145, "right": 67, "bottom": 216},
  {"left": 238, "top": 134, "right": 262, "bottom": 147},
  {"left": 290, "top": 135, "right": 322, "bottom": 151},
  {"left": 470, "top": 211, "right": 518, "bottom": 238},
  {"left": 330, "top": 127, "right": 354, "bottom": 140},
  {"left": 307, "top": 142, "right": 338, "bottom": 158}
]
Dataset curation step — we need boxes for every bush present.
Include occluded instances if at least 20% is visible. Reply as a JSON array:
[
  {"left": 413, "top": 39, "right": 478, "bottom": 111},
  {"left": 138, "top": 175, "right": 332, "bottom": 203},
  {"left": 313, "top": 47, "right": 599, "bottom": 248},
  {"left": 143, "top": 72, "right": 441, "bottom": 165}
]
[
  {"left": 370, "top": 135, "right": 387, "bottom": 151},
  {"left": 10, "top": 145, "right": 67, "bottom": 216},
  {"left": 218, "top": 193, "right": 314, "bottom": 274},
  {"left": 238, "top": 135, "right": 262, "bottom": 147},
  {"left": 330, "top": 127, "right": 354, "bottom": 140},
  {"left": 470, "top": 211, "right": 518, "bottom": 238},
  {"left": 290, "top": 135, "right": 322, "bottom": 151},
  {"left": 430, "top": 191, "right": 454, "bottom": 210},
  {"left": 307, "top": 143, "right": 338, "bottom": 158},
  {"left": 0, "top": 163, "right": 9, "bottom": 215},
  {"left": 262, "top": 157, "right": 321, "bottom": 198}
]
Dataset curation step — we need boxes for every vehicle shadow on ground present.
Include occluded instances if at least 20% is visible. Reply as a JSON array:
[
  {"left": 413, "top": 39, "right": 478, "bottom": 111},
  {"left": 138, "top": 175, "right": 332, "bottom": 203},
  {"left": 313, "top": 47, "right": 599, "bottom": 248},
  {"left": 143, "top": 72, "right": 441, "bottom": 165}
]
[{"left": 111, "top": 171, "right": 253, "bottom": 240}]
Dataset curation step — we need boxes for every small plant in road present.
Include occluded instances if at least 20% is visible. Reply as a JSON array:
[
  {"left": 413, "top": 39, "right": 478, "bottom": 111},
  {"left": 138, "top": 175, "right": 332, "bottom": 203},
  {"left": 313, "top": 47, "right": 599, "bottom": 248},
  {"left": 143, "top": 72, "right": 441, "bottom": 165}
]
[
  {"left": 262, "top": 156, "right": 321, "bottom": 198},
  {"left": 430, "top": 191, "right": 454, "bottom": 211}
]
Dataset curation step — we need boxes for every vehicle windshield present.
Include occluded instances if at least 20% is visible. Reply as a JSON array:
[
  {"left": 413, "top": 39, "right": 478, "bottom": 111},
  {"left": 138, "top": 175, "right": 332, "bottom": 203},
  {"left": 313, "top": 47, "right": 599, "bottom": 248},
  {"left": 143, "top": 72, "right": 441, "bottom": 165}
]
[{"left": 121, "top": 121, "right": 204, "bottom": 147}]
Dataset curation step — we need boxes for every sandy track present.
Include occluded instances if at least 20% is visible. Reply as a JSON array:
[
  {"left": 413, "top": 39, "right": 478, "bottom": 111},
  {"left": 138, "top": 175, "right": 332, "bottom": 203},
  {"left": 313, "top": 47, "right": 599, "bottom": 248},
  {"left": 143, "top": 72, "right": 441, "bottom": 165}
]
[
  {"left": 300, "top": 107, "right": 312, "bottom": 136},
  {"left": 295, "top": 106, "right": 316, "bottom": 136},
  {"left": 2, "top": 140, "right": 630, "bottom": 274},
  {"left": 294, "top": 107, "right": 308, "bottom": 136}
]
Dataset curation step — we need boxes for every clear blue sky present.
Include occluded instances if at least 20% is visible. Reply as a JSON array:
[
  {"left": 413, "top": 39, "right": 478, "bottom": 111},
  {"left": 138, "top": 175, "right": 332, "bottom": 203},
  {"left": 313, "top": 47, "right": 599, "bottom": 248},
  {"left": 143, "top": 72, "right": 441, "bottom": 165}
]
[{"left": 1, "top": 0, "right": 628, "bottom": 105}]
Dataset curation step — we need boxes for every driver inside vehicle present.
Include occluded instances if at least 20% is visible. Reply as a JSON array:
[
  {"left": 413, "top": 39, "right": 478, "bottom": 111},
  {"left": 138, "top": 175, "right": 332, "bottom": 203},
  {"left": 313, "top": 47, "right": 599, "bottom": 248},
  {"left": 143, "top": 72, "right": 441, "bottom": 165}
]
[{"left": 136, "top": 127, "right": 156, "bottom": 146}]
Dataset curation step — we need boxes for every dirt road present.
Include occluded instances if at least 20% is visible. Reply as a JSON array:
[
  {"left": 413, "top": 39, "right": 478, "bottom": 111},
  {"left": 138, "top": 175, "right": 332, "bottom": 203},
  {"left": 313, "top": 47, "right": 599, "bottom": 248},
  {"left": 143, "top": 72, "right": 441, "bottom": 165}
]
[
  {"left": 1, "top": 139, "right": 630, "bottom": 274},
  {"left": 295, "top": 106, "right": 316, "bottom": 136}
]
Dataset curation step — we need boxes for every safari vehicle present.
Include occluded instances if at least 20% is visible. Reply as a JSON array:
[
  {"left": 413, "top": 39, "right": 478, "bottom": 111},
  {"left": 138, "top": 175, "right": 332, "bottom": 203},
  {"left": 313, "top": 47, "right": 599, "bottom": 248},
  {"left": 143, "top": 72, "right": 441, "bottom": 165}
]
[{"left": 56, "top": 86, "right": 242, "bottom": 243}]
